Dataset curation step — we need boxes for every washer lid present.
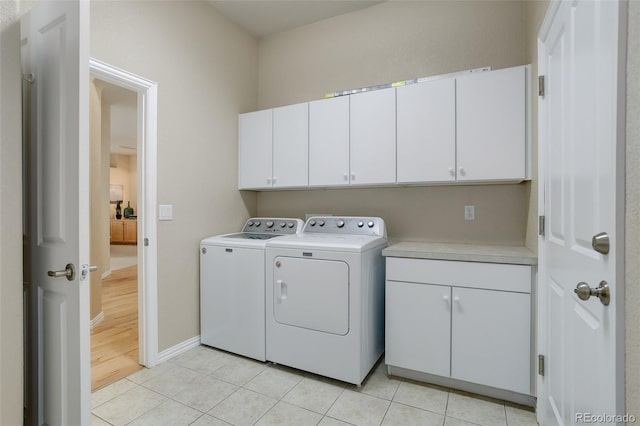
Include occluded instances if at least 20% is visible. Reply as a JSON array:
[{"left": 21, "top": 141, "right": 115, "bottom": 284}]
[{"left": 265, "top": 233, "right": 387, "bottom": 253}]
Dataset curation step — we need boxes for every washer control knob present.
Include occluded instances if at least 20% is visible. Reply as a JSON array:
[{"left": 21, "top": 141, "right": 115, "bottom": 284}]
[
  {"left": 254, "top": 221, "right": 261, "bottom": 227},
  {"left": 357, "top": 221, "right": 364, "bottom": 228},
  {"left": 288, "top": 222, "right": 295, "bottom": 228},
  {"left": 318, "top": 220, "right": 325, "bottom": 227},
  {"left": 367, "top": 221, "right": 375, "bottom": 228},
  {"left": 336, "top": 220, "right": 345, "bottom": 228},
  {"left": 266, "top": 221, "right": 274, "bottom": 228},
  {"left": 309, "top": 220, "right": 316, "bottom": 226},
  {"left": 279, "top": 222, "right": 286, "bottom": 228},
  {"left": 247, "top": 221, "right": 254, "bottom": 227}
]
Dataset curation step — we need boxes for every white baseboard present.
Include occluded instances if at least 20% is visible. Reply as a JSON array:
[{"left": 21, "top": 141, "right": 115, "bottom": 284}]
[
  {"left": 156, "top": 336, "right": 201, "bottom": 364},
  {"left": 101, "top": 269, "right": 112, "bottom": 280},
  {"left": 90, "top": 311, "right": 105, "bottom": 330}
]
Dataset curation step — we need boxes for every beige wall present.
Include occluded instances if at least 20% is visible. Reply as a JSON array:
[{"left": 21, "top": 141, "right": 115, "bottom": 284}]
[
  {"left": 256, "top": 1, "right": 531, "bottom": 245},
  {"left": 90, "top": 80, "right": 104, "bottom": 320},
  {"left": 0, "top": 0, "right": 24, "bottom": 424},
  {"left": 91, "top": 0, "right": 258, "bottom": 351},
  {"left": 626, "top": 0, "right": 640, "bottom": 417},
  {"left": 109, "top": 154, "right": 137, "bottom": 219}
]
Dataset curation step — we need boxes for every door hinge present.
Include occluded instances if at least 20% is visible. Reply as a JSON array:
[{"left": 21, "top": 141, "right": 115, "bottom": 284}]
[
  {"left": 144, "top": 238, "right": 149, "bottom": 247},
  {"left": 22, "top": 73, "right": 35, "bottom": 84},
  {"left": 538, "top": 354, "right": 545, "bottom": 376},
  {"left": 539, "top": 215, "right": 546, "bottom": 237},
  {"left": 538, "top": 75, "right": 545, "bottom": 97}
]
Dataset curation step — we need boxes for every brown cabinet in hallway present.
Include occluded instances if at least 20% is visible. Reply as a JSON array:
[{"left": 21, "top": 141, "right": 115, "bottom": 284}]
[{"left": 110, "top": 219, "right": 137, "bottom": 244}]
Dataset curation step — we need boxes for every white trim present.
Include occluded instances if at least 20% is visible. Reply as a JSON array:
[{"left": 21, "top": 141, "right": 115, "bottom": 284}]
[
  {"left": 89, "top": 58, "right": 159, "bottom": 367},
  {"left": 90, "top": 311, "right": 105, "bottom": 330},
  {"left": 156, "top": 337, "right": 201, "bottom": 364},
  {"left": 101, "top": 269, "right": 111, "bottom": 280}
]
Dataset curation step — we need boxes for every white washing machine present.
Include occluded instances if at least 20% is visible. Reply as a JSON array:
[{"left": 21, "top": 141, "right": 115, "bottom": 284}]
[
  {"left": 200, "top": 217, "right": 303, "bottom": 361},
  {"left": 265, "top": 216, "right": 387, "bottom": 385}
]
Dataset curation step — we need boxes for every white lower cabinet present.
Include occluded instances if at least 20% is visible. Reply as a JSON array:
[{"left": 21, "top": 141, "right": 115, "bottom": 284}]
[{"left": 385, "top": 257, "right": 533, "bottom": 396}]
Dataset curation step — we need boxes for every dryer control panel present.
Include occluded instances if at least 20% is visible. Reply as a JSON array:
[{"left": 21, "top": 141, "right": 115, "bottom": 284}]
[{"left": 303, "top": 216, "right": 386, "bottom": 237}]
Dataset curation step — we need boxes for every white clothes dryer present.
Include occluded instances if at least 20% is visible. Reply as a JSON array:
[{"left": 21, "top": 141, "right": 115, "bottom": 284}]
[
  {"left": 200, "top": 217, "right": 303, "bottom": 361},
  {"left": 265, "top": 216, "right": 387, "bottom": 385}
]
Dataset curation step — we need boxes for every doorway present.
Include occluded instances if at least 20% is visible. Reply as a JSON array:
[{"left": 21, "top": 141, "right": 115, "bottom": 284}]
[
  {"left": 89, "top": 58, "right": 160, "bottom": 387},
  {"left": 89, "top": 78, "right": 142, "bottom": 390}
]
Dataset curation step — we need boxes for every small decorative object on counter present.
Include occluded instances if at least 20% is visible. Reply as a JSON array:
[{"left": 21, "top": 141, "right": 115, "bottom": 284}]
[
  {"left": 124, "top": 201, "right": 134, "bottom": 219},
  {"left": 115, "top": 200, "right": 122, "bottom": 219}
]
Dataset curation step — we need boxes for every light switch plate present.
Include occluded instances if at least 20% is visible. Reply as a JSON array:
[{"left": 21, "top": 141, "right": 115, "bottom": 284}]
[
  {"left": 159, "top": 204, "right": 173, "bottom": 221},
  {"left": 464, "top": 205, "right": 475, "bottom": 221}
]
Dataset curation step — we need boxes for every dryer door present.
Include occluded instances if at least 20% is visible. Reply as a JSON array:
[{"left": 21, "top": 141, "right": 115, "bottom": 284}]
[{"left": 273, "top": 257, "right": 349, "bottom": 335}]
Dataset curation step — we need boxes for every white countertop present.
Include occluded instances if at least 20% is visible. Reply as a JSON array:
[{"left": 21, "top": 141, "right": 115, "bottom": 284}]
[{"left": 382, "top": 241, "right": 537, "bottom": 266}]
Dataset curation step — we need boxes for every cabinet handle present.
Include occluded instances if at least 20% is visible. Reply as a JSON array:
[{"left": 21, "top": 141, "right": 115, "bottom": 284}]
[
  {"left": 267, "top": 177, "right": 272, "bottom": 184},
  {"left": 454, "top": 296, "right": 460, "bottom": 303},
  {"left": 351, "top": 173, "right": 356, "bottom": 181},
  {"left": 344, "top": 173, "right": 349, "bottom": 181},
  {"left": 458, "top": 167, "right": 466, "bottom": 176},
  {"left": 448, "top": 167, "right": 455, "bottom": 176},
  {"left": 272, "top": 177, "right": 278, "bottom": 184}
]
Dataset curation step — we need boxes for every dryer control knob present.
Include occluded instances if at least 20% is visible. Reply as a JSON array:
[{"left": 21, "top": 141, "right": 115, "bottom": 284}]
[
  {"left": 266, "top": 221, "right": 274, "bottom": 228},
  {"left": 248, "top": 221, "right": 254, "bottom": 226},
  {"left": 288, "top": 222, "right": 295, "bottom": 228},
  {"left": 318, "top": 220, "right": 325, "bottom": 227},
  {"left": 279, "top": 222, "right": 286, "bottom": 228},
  {"left": 309, "top": 220, "right": 316, "bottom": 226},
  {"left": 254, "top": 221, "right": 261, "bottom": 227},
  {"left": 367, "top": 221, "right": 374, "bottom": 228},
  {"left": 357, "top": 221, "right": 364, "bottom": 228},
  {"left": 336, "top": 220, "right": 345, "bottom": 228}
]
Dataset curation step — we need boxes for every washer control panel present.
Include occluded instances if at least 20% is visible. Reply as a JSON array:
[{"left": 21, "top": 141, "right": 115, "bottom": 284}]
[
  {"left": 303, "top": 217, "right": 386, "bottom": 237},
  {"left": 243, "top": 218, "right": 303, "bottom": 234}
]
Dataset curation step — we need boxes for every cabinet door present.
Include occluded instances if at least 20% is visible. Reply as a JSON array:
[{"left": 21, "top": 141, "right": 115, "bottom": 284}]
[
  {"left": 386, "top": 281, "right": 451, "bottom": 377},
  {"left": 273, "top": 103, "right": 309, "bottom": 188},
  {"left": 309, "top": 97, "right": 350, "bottom": 186},
  {"left": 110, "top": 221, "right": 123, "bottom": 243},
  {"left": 451, "top": 287, "right": 530, "bottom": 394},
  {"left": 350, "top": 88, "right": 396, "bottom": 185},
  {"left": 123, "top": 221, "right": 137, "bottom": 244},
  {"left": 238, "top": 109, "right": 273, "bottom": 189},
  {"left": 397, "top": 79, "right": 456, "bottom": 183},
  {"left": 456, "top": 66, "right": 526, "bottom": 181}
]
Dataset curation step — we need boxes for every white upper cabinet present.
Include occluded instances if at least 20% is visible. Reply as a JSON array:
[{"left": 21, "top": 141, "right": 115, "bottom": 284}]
[
  {"left": 397, "top": 78, "right": 456, "bottom": 183},
  {"left": 273, "top": 103, "right": 309, "bottom": 188},
  {"left": 350, "top": 88, "right": 396, "bottom": 185},
  {"left": 456, "top": 66, "right": 527, "bottom": 181},
  {"left": 309, "top": 97, "right": 350, "bottom": 187},
  {"left": 238, "top": 109, "right": 273, "bottom": 190}
]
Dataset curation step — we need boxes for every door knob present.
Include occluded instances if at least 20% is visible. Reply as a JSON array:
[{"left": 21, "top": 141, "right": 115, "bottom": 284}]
[
  {"left": 574, "top": 281, "right": 610, "bottom": 306},
  {"left": 48, "top": 263, "right": 75, "bottom": 281},
  {"left": 592, "top": 232, "right": 610, "bottom": 255}
]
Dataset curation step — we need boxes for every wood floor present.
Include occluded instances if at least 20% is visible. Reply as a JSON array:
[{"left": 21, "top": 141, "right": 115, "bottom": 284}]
[{"left": 91, "top": 265, "right": 143, "bottom": 391}]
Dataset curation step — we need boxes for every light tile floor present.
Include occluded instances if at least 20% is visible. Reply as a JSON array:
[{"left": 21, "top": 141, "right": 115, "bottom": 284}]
[{"left": 92, "top": 345, "right": 538, "bottom": 426}]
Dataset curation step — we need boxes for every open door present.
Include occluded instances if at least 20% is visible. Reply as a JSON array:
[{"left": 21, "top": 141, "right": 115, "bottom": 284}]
[
  {"left": 22, "top": 1, "right": 91, "bottom": 424},
  {"left": 537, "top": 0, "right": 624, "bottom": 424}
]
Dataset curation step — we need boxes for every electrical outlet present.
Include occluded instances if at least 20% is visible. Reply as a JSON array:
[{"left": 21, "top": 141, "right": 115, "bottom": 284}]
[{"left": 464, "top": 205, "right": 475, "bottom": 221}]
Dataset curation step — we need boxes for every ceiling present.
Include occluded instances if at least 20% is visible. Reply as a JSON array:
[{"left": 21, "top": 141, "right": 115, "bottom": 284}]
[
  {"left": 209, "top": 0, "right": 385, "bottom": 38},
  {"left": 99, "top": 80, "right": 137, "bottom": 156}
]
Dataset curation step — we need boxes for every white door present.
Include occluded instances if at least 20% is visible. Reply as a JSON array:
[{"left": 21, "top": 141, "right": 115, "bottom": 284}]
[
  {"left": 538, "top": 1, "right": 623, "bottom": 424},
  {"left": 238, "top": 109, "right": 272, "bottom": 189},
  {"left": 456, "top": 67, "right": 526, "bottom": 181},
  {"left": 309, "top": 96, "right": 350, "bottom": 187},
  {"left": 273, "top": 103, "right": 309, "bottom": 188},
  {"left": 350, "top": 88, "right": 396, "bottom": 185},
  {"left": 22, "top": 1, "right": 91, "bottom": 425},
  {"left": 396, "top": 79, "right": 456, "bottom": 183}
]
